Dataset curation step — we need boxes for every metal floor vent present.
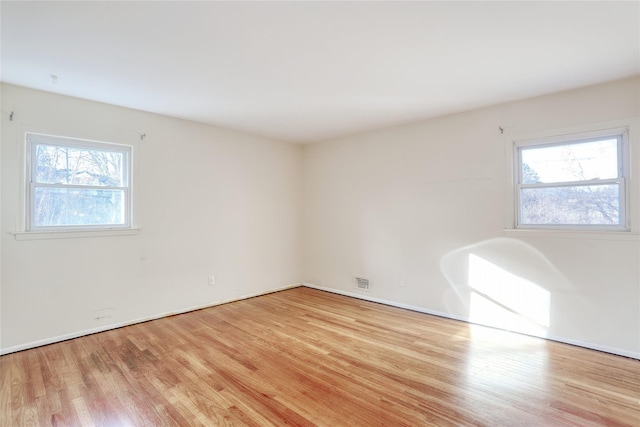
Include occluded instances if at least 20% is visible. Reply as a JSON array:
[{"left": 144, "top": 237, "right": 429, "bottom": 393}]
[{"left": 355, "top": 277, "right": 371, "bottom": 291}]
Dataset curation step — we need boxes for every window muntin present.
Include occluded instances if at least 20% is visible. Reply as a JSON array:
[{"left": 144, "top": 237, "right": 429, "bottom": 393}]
[
  {"left": 26, "top": 133, "right": 132, "bottom": 231},
  {"left": 515, "top": 131, "right": 627, "bottom": 230}
]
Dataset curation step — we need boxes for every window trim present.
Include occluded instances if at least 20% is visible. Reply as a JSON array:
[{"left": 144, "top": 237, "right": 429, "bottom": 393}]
[
  {"left": 25, "top": 132, "right": 134, "bottom": 233},
  {"left": 506, "top": 123, "right": 633, "bottom": 233}
]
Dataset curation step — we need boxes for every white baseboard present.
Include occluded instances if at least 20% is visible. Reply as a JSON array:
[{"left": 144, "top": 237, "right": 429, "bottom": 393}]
[
  {"left": 4, "top": 282, "right": 638, "bottom": 360},
  {"left": 0, "top": 283, "right": 302, "bottom": 355},
  {"left": 302, "top": 282, "right": 469, "bottom": 321},
  {"left": 302, "top": 283, "right": 640, "bottom": 360}
]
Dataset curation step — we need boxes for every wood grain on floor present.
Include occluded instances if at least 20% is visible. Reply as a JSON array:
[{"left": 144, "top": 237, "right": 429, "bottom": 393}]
[{"left": 1, "top": 287, "right": 639, "bottom": 426}]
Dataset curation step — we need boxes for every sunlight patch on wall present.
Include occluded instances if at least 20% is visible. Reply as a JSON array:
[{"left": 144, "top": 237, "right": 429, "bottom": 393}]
[{"left": 468, "top": 254, "right": 550, "bottom": 337}]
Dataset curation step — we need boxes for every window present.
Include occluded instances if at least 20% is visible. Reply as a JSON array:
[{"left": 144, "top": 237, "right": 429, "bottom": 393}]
[
  {"left": 26, "top": 133, "right": 132, "bottom": 231},
  {"left": 515, "top": 128, "right": 628, "bottom": 230}
]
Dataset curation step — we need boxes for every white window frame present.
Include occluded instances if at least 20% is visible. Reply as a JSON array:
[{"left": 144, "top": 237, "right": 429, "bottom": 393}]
[
  {"left": 25, "top": 133, "right": 133, "bottom": 232},
  {"left": 512, "top": 127, "right": 629, "bottom": 232}
]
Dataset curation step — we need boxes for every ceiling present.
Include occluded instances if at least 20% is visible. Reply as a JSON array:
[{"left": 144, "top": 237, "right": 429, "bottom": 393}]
[{"left": 1, "top": 1, "right": 639, "bottom": 143}]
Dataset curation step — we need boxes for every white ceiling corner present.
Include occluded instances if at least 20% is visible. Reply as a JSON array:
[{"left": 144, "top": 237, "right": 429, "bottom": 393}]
[{"left": 1, "top": 1, "right": 638, "bottom": 143}]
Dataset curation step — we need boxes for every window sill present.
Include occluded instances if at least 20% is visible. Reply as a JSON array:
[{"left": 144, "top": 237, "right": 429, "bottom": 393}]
[
  {"left": 502, "top": 228, "right": 639, "bottom": 241},
  {"left": 11, "top": 227, "right": 141, "bottom": 241}
]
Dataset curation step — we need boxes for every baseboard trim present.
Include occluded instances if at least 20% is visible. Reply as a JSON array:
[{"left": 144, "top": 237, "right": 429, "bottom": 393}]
[
  {"left": 0, "top": 283, "right": 302, "bottom": 355},
  {"left": 302, "top": 282, "right": 469, "bottom": 322},
  {"left": 4, "top": 282, "right": 638, "bottom": 360},
  {"left": 302, "top": 283, "right": 640, "bottom": 360}
]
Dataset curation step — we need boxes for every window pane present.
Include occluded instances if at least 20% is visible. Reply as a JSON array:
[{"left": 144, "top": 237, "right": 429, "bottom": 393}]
[
  {"left": 520, "top": 184, "right": 620, "bottom": 225},
  {"left": 34, "top": 187, "right": 125, "bottom": 227},
  {"left": 35, "top": 144, "right": 125, "bottom": 186},
  {"left": 521, "top": 138, "right": 618, "bottom": 184}
]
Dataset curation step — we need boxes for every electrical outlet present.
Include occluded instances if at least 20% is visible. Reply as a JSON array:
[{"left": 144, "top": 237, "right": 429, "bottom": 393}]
[
  {"left": 399, "top": 276, "right": 407, "bottom": 287},
  {"left": 208, "top": 275, "right": 215, "bottom": 286}
]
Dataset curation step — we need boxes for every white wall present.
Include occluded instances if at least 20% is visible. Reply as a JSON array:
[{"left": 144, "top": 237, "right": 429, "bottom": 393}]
[
  {"left": 302, "top": 76, "right": 640, "bottom": 357},
  {"left": 3, "top": 78, "right": 639, "bottom": 358},
  {"left": 1, "top": 84, "right": 303, "bottom": 353}
]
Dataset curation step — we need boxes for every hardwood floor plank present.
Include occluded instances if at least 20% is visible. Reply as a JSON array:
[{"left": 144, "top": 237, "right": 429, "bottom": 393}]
[{"left": 1, "top": 287, "right": 639, "bottom": 426}]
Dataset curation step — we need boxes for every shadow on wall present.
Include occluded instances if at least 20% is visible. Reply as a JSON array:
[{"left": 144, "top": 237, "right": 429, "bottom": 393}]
[{"left": 440, "top": 238, "right": 578, "bottom": 339}]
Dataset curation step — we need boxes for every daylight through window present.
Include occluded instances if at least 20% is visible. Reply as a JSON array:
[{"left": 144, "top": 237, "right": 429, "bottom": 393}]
[
  {"left": 515, "top": 129, "right": 628, "bottom": 230},
  {"left": 26, "top": 133, "right": 132, "bottom": 231}
]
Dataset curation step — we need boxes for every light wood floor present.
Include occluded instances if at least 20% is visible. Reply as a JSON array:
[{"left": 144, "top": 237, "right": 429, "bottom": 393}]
[{"left": 1, "top": 287, "right": 639, "bottom": 426}]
